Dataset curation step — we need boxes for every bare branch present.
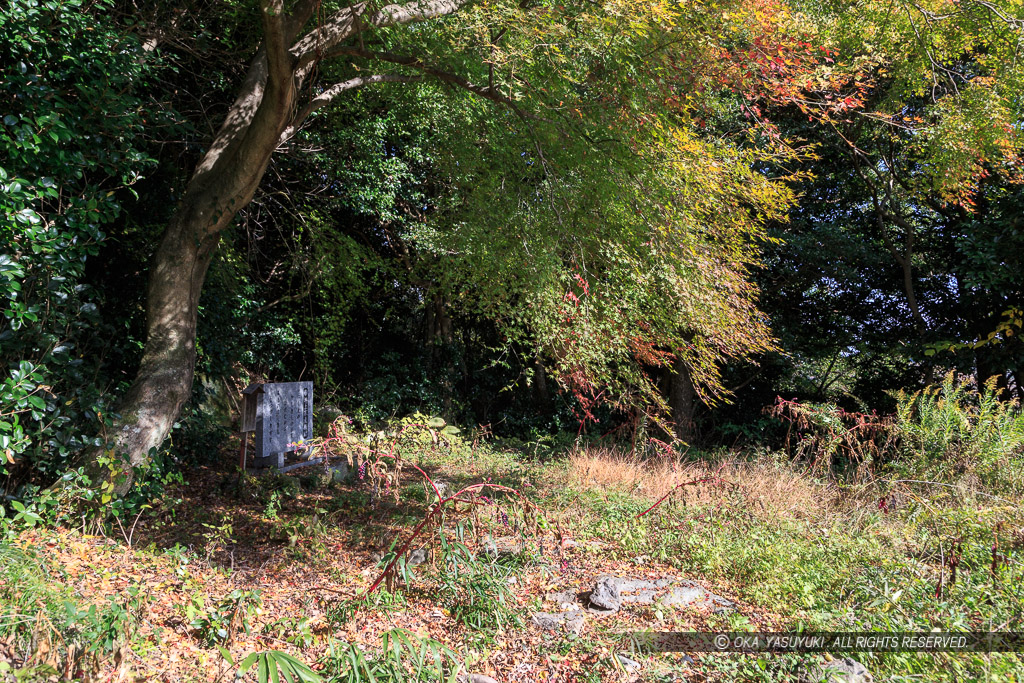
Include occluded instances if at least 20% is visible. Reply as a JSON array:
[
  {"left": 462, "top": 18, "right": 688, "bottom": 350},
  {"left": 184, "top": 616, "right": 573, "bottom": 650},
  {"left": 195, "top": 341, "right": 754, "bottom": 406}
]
[
  {"left": 974, "top": 0, "right": 1024, "bottom": 29},
  {"left": 281, "top": 74, "right": 423, "bottom": 142},
  {"left": 324, "top": 46, "right": 538, "bottom": 115},
  {"left": 291, "top": 0, "right": 469, "bottom": 72}
]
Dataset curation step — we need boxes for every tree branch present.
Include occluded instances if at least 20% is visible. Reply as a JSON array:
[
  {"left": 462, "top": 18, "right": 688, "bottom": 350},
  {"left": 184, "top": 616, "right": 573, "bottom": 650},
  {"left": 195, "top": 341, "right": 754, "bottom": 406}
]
[
  {"left": 291, "top": 0, "right": 469, "bottom": 73},
  {"left": 324, "top": 46, "right": 537, "bottom": 115},
  {"left": 284, "top": 0, "right": 321, "bottom": 42},
  {"left": 262, "top": 0, "right": 295, "bottom": 86},
  {"left": 281, "top": 74, "right": 423, "bottom": 142},
  {"left": 370, "top": 0, "right": 468, "bottom": 26}
]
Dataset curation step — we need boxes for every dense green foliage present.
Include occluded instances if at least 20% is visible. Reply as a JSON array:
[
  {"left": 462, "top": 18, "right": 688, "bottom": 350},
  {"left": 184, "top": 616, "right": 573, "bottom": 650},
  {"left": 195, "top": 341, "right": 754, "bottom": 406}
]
[
  {"left": 0, "top": 0, "right": 164, "bottom": 489},
  {"left": 0, "top": 5, "right": 1022, "bottom": 681},
  {"left": 0, "top": 0, "right": 1021, "bottom": 492}
]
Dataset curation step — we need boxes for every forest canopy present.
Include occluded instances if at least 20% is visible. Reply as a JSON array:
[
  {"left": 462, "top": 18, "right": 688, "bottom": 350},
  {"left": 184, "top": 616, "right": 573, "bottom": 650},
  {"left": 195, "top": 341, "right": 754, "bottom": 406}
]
[{"left": 1, "top": 0, "right": 1022, "bottom": 495}]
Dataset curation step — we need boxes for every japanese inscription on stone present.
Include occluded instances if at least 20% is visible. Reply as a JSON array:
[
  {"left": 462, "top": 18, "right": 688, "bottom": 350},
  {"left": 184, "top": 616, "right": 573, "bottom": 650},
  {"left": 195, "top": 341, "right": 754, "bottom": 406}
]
[{"left": 240, "top": 381, "right": 313, "bottom": 468}]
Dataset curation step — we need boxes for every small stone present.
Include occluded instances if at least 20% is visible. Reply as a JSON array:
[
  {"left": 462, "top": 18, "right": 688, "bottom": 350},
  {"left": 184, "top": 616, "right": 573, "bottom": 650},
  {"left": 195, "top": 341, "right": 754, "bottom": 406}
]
[
  {"left": 589, "top": 577, "right": 622, "bottom": 612},
  {"left": 330, "top": 461, "right": 350, "bottom": 482},
  {"left": 545, "top": 590, "right": 578, "bottom": 606},
  {"left": 468, "top": 675, "right": 500, "bottom": 683},
  {"left": 564, "top": 610, "right": 586, "bottom": 636},
  {"left": 616, "top": 654, "right": 641, "bottom": 673},
  {"left": 532, "top": 612, "right": 563, "bottom": 630},
  {"left": 482, "top": 535, "right": 523, "bottom": 559},
  {"left": 407, "top": 548, "right": 429, "bottom": 567},
  {"left": 801, "top": 658, "right": 873, "bottom": 683},
  {"left": 531, "top": 610, "right": 586, "bottom": 635}
]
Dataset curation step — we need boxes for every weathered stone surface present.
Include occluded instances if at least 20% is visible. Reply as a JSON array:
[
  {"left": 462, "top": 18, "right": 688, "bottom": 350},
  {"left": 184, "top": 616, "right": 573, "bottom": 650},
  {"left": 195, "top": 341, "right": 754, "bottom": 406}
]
[
  {"left": 589, "top": 577, "right": 623, "bottom": 611},
  {"left": 800, "top": 658, "right": 873, "bottom": 683},
  {"left": 545, "top": 591, "right": 579, "bottom": 609},
  {"left": 616, "top": 654, "right": 641, "bottom": 673},
  {"left": 531, "top": 610, "right": 586, "bottom": 636},
  {"left": 407, "top": 547, "right": 429, "bottom": 567},
  {"left": 482, "top": 535, "right": 524, "bottom": 559},
  {"left": 586, "top": 576, "right": 734, "bottom": 613},
  {"left": 330, "top": 461, "right": 350, "bottom": 482},
  {"left": 564, "top": 610, "right": 586, "bottom": 636}
]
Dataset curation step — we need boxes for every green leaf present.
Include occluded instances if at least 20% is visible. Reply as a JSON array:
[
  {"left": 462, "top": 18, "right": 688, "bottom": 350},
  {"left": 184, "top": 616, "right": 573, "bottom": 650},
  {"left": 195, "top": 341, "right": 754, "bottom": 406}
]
[
  {"left": 257, "top": 654, "right": 269, "bottom": 683},
  {"left": 216, "top": 646, "right": 234, "bottom": 666},
  {"left": 239, "top": 652, "right": 260, "bottom": 673}
]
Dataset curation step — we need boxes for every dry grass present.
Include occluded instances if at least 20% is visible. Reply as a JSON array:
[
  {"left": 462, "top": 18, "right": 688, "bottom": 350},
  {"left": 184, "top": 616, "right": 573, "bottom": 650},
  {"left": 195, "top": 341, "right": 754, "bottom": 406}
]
[
  {"left": 720, "top": 458, "right": 837, "bottom": 519},
  {"left": 567, "top": 445, "right": 837, "bottom": 519}
]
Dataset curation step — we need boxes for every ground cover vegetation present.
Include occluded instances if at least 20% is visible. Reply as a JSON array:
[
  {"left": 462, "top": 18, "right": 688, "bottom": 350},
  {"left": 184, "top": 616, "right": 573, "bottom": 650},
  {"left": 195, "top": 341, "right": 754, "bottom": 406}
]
[{"left": 1, "top": 0, "right": 1023, "bottom": 680}]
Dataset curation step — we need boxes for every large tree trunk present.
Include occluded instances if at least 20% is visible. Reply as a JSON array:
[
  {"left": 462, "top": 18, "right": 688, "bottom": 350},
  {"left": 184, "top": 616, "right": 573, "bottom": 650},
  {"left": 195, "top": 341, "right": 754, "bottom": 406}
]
[
  {"left": 89, "top": 9, "right": 299, "bottom": 494},
  {"left": 91, "top": 172, "right": 281, "bottom": 493},
  {"left": 98, "top": 217, "right": 221, "bottom": 485}
]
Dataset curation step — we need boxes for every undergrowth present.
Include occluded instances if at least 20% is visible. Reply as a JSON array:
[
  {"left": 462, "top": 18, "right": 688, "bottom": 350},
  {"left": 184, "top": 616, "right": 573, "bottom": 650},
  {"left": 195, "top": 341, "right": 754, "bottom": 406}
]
[{"left": 1, "top": 384, "right": 1022, "bottom": 682}]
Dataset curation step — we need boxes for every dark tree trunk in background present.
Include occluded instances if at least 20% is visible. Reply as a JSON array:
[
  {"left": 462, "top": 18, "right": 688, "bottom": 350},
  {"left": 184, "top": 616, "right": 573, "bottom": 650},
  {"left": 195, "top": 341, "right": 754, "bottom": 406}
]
[
  {"left": 1012, "top": 370, "right": 1024, "bottom": 402},
  {"left": 532, "top": 355, "right": 551, "bottom": 411},
  {"left": 668, "top": 357, "right": 696, "bottom": 442},
  {"left": 426, "top": 294, "right": 453, "bottom": 344}
]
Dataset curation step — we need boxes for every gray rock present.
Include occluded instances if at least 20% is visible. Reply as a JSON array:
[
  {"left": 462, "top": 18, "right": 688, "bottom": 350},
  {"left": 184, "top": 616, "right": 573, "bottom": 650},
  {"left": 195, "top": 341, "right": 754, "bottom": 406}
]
[
  {"left": 545, "top": 590, "right": 579, "bottom": 607},
  {"left": 587, "top": 576, "right": 733, "bottom": 613},
  {"left": 801, "top": 658, "right": 873, "bottom": 683},
  {"left": 482, "top": 535, "right": 524, "bottom": 559},
  {"left": 564, "top": 610, "right": 586, "bottom": 636},
  {"left": 330, "top": 461, "right": 350, "bottom": 482},
  {"left": 407, "top": 547, "right": 429, "bottom": 567},
  {"left": 531, "top": 610, "right": 585, "bottom": 636},
  {"left": 616, "top": 654, "right": 641, "bottom": 673},
  {"left": 531, "top": 612, "right": 563, "bottom": 630},
  {"left": 589, "top": 577, "right": 622, "bottom": 612},
  {"left": 661, "top": 580, "right": 735, "bottom": 612},
  {"left": 468, "top": 676, "right": 500, "bottom": 683}
]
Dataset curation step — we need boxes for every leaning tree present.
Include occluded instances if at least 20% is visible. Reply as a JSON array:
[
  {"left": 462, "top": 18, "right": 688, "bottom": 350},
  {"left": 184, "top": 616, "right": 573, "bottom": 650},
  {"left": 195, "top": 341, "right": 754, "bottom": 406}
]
[
  {"left": 83, "top": 0, "right": 811, "bottom": 492},
  {"left": 78, "top": 0, "right": 1023, "bottom": 493}
]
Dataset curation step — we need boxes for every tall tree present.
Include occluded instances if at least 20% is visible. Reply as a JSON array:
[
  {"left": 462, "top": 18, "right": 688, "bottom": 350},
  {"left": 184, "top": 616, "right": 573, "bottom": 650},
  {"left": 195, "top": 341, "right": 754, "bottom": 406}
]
[{"left": 70, "top": 0, "right": 802, "bottom": 491}]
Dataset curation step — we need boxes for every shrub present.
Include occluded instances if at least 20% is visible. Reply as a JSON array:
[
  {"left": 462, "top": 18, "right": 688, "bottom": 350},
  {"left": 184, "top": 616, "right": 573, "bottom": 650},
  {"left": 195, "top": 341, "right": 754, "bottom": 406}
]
[
  {"left": 0, "top": 0, "right": 162, "bottom": 487},
  {"left": 766, "top": 397, "right": 894, "bottom": 481},
  {"left": 890, "top": 373, "right": 1024, "bottom": 498}
]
